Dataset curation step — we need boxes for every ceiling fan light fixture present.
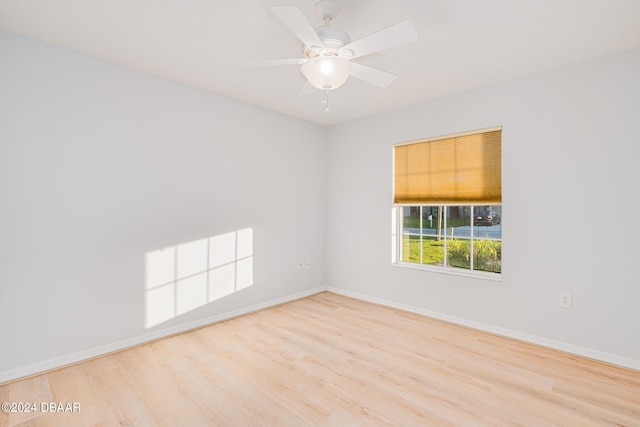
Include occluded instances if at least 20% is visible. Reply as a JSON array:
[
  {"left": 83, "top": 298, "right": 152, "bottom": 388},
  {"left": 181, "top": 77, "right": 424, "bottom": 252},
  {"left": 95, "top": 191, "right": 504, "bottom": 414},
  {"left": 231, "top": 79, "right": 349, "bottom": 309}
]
[{"left": 301, "top": 56, "right": 352, "bottom": 90}]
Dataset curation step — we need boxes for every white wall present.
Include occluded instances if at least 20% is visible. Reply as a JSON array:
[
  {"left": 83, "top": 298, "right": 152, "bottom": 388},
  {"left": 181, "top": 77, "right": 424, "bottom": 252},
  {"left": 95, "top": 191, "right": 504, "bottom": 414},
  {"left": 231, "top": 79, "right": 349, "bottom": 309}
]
[
  {"left": 325, "top": 48, "right": 640, "bottom": 367},
  {"left": 0, "top": 30, "right": 326, "bottom": 379}
]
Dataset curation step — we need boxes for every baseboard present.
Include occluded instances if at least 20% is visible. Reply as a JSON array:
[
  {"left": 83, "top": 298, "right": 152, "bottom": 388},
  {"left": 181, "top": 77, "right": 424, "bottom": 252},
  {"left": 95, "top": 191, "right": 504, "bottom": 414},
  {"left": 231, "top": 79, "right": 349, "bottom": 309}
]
[
  {"left": 326, "top": 287, "right": 640, "bottom": 372},
  {"left": 0, "top": 286, "right": 326, "bottom": 384}
]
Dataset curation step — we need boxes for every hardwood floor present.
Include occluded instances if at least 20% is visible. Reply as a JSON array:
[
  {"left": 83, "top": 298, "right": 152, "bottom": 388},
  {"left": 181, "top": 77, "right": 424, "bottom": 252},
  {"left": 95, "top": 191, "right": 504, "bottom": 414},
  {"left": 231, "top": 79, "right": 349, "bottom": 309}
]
[{"left": 2, "top": 292, "right": 639, "bottom": 426}]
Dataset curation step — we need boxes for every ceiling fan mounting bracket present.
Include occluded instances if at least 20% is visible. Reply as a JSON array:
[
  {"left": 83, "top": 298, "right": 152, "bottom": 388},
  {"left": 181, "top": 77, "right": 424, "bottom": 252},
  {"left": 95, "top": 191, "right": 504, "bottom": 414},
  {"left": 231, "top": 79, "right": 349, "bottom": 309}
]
[{"left": 314, "top": 0, "right": 342, "bottom": 22}]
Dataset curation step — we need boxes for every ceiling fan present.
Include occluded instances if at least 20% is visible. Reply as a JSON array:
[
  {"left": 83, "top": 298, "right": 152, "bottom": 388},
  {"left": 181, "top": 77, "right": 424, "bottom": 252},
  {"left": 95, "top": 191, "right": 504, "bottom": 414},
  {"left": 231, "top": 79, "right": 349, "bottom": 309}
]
[{"left": 244, "top": 0, "right": 418, "bottom": 111}]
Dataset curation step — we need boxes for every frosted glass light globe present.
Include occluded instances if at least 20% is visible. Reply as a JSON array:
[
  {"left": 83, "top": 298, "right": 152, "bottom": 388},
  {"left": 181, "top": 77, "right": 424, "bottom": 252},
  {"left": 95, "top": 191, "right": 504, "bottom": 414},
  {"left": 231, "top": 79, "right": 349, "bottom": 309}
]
[{"left": 301, "top": 56, "right": 351, "bottom": 90}]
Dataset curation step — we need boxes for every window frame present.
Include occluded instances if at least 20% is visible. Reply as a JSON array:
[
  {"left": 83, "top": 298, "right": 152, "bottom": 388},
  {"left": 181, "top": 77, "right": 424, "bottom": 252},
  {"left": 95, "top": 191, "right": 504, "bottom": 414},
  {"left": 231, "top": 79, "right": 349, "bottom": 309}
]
[
  {"left": 392, "top": 126, "right": 503, "bottom": 281},
  {"left": 393, "top": 204, "right": 502, "bottom": 280}
]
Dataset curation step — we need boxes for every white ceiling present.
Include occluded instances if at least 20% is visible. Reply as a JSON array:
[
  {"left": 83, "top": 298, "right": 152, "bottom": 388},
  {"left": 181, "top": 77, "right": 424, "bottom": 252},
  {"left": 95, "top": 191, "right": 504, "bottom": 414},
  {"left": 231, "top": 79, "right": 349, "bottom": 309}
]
[{"left": 1, "top": 0, "right": 640, "bottom": 126}]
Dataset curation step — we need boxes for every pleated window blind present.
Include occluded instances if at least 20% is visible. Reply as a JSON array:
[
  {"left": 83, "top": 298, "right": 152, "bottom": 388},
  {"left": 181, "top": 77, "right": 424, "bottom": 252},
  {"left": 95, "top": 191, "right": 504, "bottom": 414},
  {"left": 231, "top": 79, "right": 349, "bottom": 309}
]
[{"left": 394, "top": 127, "right": 502, "bottom": 204}]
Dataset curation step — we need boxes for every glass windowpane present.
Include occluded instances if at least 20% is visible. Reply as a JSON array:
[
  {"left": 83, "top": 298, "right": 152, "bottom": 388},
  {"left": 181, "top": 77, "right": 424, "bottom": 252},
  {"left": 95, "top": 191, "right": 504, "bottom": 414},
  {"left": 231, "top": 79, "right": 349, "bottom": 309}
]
[
  {"left": 473, "top": 204, "right": 502, "bottom": 239},
  {"left": 446, "top": 238, "right": 471, "bottom": 270},
  {"left": 421, "top": 235, "right": 444, "bottom": 265},
  {"left": 473, "top": 239, "right": 502, "bottom": 273},
  {"left": 446, "top": 206, "right": 472, "bottom": 238},
  {"left": 401, "top": 234, "right": 420, "bottom": 263}
]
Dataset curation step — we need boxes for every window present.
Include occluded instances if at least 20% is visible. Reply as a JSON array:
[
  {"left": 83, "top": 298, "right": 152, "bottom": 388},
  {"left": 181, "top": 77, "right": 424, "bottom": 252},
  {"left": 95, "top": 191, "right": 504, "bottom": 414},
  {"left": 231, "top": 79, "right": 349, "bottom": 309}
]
[
  {"left": 398, "top": 205, "right": 502, "bottom": 274},
  {"left": 393, "top": 127, "right": 502, "bottom": 278}
]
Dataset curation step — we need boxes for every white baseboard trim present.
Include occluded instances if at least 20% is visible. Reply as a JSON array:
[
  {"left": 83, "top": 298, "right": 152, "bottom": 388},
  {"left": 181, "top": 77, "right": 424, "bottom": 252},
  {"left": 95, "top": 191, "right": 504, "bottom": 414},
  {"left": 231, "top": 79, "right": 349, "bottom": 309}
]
[
  {"left": 0, "top": 286, "right": 326, "bottom": 384},
  {"left": 327, "top": 287, "right": 640, "bottom": 372}
]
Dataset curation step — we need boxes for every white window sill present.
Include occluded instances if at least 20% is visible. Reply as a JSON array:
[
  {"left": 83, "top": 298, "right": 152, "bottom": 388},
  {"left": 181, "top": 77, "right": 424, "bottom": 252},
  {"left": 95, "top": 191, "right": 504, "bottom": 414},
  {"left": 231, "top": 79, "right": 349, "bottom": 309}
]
[{"left": 392, "top": 261, "right": 503, "bottom": 282}]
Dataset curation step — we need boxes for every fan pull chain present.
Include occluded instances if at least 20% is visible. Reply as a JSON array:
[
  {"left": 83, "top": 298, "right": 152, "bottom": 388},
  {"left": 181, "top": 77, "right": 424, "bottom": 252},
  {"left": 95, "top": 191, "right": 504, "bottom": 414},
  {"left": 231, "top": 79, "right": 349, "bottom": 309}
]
[{"left": 323, "top": 88, "right": 330, "bottom": 112}]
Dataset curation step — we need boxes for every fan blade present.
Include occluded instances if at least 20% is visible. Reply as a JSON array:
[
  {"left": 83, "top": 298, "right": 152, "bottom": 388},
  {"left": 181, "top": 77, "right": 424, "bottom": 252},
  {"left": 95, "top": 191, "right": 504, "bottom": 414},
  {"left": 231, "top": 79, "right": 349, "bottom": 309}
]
[
  {"left": 239, "top": 58, "right": 306, "bottom": 67},
  {"left": 339, "top": 20, "right": 417, "bottom": 59},
  {"left": 271, "top": 6, "right": 324, "bottom": 50},
  {"left": 349, "top": 62, "right": 398, "bottom": 88}
]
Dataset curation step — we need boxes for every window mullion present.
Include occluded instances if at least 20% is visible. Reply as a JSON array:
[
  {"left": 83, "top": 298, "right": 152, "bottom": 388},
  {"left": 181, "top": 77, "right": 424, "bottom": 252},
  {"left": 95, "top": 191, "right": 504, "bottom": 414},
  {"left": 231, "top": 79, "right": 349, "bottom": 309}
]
[
  {"left": 443, "top": 206, "right": 447, "bottom": 267},
  {"left": 398, "top": 207, "right": 402, "bottom": 263},
  {"left": 397, "top": 207, "right": 401, "bottom": 263},
  {"left": 419, "top": 206, "right": 423, "bottom": 264},
  {"left": 470, "top": 206, "right": 474, "bottom": 271}
]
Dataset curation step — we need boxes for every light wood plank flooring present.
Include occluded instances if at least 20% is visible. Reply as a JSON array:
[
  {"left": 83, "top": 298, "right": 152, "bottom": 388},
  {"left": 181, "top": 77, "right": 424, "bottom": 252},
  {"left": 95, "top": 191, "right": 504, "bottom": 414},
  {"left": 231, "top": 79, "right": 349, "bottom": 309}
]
[{"left": 1, "top": 292, "right": 639, "bottom": 426}]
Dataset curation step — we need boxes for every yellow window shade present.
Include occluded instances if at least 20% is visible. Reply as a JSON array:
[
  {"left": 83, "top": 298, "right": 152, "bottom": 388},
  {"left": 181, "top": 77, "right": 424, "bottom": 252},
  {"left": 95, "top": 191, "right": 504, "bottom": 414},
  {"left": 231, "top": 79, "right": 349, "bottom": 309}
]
[{"left": 394, "top": 128, "right": 502, "bottom": 204}]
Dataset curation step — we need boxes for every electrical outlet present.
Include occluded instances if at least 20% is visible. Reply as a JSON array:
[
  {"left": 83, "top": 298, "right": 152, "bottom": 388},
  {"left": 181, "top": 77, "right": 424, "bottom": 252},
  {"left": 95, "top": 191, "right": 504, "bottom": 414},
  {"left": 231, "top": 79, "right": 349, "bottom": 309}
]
[{"left": 559, "top": 293, "right": 572, "bottom": 309}]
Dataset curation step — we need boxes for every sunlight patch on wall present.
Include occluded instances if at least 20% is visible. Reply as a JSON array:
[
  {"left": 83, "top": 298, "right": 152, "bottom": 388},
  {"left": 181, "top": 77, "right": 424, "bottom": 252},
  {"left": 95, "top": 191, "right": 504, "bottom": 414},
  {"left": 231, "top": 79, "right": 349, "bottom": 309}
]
[{"left": 144, "top": 228, "right": 254, "bottom": 328}]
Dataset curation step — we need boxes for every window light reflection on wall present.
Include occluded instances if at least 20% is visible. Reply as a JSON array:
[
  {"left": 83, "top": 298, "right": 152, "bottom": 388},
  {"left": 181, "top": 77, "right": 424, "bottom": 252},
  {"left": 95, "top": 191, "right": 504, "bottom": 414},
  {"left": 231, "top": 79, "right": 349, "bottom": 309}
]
[{"left": 144, "top": 228, "right": 254, "bottom": 328}]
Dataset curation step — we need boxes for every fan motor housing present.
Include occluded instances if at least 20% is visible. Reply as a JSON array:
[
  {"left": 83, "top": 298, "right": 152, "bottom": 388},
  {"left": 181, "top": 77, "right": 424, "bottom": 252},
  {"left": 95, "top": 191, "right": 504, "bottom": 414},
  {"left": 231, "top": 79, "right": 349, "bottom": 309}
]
[{"left": 305, "top": 25, "right": 351, "bottom": 57}]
